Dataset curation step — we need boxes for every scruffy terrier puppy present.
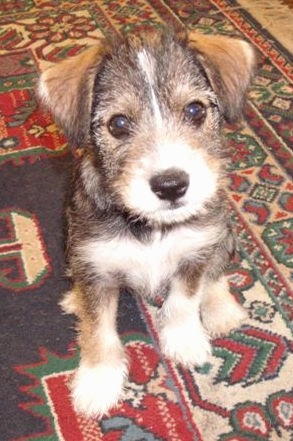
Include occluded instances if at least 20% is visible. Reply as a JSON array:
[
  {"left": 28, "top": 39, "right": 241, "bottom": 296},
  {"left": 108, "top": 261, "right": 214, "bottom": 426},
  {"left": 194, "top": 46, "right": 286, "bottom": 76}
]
[{"left": 39, "top": 29, "right": 255, "bottom": 418}]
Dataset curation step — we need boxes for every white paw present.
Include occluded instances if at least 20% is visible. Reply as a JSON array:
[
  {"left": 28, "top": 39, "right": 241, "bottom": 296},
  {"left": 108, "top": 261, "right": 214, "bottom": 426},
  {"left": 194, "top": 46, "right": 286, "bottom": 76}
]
[
  {"left": 202, "top": 300, "right": 248, "bottom": 338},
  {"left": 71, "top": 360, "right": 128, "bottom": 418},
  {"left": 159, "top": 319, "right": 211, "bottom": 367}
]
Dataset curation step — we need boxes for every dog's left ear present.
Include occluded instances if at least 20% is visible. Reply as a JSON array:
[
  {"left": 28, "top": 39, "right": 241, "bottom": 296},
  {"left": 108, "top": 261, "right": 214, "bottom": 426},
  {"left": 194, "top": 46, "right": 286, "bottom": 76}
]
[
  {"left": 38, "top": 43, "right": 109, "bottom": 146},
  {"left": 187, "top": 31, "right": 256, "bottom": 121}
]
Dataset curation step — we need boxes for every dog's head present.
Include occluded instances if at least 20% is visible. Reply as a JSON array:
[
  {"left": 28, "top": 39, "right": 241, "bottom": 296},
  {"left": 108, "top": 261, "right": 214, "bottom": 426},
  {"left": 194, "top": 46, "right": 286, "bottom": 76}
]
[{"left": 39, "top": 30, "right": 255, "bottom": 225}]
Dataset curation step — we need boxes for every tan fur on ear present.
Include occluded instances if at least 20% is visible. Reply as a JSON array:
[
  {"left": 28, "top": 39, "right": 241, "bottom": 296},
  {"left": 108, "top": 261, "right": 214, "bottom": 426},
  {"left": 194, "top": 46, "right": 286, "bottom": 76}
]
[
  {"left": 187, "top": 32, "right": 256, "bottom": 121},
  {"left": 38, "top": 43, "right": 109, "bottom": 146}
]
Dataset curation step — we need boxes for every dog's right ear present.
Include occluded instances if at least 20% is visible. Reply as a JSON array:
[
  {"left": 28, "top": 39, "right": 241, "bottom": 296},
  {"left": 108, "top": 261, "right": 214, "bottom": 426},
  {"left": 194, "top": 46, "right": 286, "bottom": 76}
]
[
  {"left": 38, "top": 43, "right": 109, "bottom": 147},
  {"left": 187, "top": 32, "right": 256, "bottom": 122}
]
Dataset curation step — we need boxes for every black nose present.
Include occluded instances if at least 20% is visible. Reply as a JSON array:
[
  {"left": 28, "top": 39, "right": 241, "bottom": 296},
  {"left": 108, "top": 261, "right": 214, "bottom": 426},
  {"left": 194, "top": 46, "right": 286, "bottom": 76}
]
[{"left": 150, "top": 168, "right": 189, "bottom": 202}]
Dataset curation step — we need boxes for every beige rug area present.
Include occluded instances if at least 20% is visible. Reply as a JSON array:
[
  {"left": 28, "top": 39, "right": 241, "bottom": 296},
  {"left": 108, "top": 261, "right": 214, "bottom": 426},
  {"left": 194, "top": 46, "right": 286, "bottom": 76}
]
[{"left": 237, "top": 0, "right": 293, "bottom": 52}]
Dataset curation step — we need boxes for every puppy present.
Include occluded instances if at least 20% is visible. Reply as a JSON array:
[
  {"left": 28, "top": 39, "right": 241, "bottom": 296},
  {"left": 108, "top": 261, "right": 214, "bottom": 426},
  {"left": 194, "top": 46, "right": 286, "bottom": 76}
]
[{"left": 39, "top": 29, "right": 255, "bottom": 418}]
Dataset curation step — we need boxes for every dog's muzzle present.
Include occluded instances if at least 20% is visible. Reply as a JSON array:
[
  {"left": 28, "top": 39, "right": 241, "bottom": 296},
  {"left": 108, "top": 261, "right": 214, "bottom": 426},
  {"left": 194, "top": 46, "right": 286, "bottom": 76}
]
[{"left": 150, "top": 168, "right": 189, "bottom": 202}]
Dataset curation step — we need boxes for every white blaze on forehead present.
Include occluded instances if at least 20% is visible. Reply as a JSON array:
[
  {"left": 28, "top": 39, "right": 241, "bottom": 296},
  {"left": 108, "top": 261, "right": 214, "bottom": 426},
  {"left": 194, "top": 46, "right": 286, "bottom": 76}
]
[{"left": 137, "top": 49, "right": 163, "bottom": 127}]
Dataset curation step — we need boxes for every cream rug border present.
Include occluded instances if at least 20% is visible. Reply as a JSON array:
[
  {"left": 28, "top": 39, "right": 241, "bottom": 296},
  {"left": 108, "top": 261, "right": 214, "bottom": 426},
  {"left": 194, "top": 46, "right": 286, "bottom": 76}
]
[{"left": 237, "top": 0, "right": 293, "bottom": 53}]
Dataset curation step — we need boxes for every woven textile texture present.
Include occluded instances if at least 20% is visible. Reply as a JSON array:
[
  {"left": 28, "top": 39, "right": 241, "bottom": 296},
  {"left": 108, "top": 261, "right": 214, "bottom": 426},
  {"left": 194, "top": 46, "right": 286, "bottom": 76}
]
[{"left": 0, "top": 1, "right": 293, "bottom": 440}]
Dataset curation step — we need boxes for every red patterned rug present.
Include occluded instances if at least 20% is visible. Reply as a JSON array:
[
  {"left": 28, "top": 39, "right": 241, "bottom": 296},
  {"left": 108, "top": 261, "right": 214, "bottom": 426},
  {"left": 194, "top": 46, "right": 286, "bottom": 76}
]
[{"left": 1, "top": 1, "right": 293, "bottom": 440}]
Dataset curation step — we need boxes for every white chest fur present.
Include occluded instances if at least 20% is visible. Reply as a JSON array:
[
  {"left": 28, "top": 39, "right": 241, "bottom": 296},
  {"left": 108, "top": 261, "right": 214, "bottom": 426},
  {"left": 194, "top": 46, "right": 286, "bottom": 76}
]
[{"left": 79, "top": 224, "right": 221, "bottom": 296}]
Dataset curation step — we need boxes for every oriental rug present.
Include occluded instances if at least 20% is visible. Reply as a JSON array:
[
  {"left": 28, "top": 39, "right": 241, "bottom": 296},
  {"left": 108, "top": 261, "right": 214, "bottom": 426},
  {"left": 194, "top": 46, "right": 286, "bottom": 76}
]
[{"left": 0, "top": 1, "right": 293, "bottom": 440}]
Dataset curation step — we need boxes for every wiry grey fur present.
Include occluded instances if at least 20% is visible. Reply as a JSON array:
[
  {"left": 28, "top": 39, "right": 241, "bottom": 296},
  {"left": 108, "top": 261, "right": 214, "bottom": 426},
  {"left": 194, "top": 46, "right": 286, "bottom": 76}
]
[{"left": 39, "top": 30, "right": 256, "bottom": 418}]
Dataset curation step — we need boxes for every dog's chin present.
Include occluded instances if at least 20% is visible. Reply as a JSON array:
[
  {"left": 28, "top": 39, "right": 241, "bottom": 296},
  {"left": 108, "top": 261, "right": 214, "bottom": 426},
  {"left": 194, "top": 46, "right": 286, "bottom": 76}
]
[{"left": 131, "top": 202, "right": 205, "bottom": 226}]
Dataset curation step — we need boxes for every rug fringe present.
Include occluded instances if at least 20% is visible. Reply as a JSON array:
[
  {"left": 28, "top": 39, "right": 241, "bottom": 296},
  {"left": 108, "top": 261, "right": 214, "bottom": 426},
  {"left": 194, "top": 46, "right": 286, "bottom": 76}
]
[
  {"left": 247, "top": 0, "right": 293, "bottom": 31},
  {"left": 220, "top": 0, "right": 293, "bottom": 53}
]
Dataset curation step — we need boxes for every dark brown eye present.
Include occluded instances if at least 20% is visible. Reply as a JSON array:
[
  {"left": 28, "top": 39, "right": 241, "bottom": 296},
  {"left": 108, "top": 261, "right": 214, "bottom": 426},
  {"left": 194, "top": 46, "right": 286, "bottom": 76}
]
[
  {"left": 184, "top": 101, "right": 206, "bottom": 125},
  {"left": 108, "top": 114, "right": 131, "bottom": 139}
]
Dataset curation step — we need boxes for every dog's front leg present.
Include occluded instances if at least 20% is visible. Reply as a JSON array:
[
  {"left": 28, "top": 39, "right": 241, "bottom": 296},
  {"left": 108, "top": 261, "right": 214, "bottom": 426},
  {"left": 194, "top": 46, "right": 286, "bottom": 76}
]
[
  {"left": 66, "top": 284, "right": 128, "bottom": 418},
  {"left": 158, "top": 272, "right": 211, "bottom": 367},
  {"left": 200, "top": 275, "right": 247, "bottom": 337}
]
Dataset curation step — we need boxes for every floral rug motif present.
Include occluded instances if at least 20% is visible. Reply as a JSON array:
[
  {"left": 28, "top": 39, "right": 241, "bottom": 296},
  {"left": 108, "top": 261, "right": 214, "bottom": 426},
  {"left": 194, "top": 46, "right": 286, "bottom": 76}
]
[{"left": 0, "top": 1, "right": 293, "bottom": 440}]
